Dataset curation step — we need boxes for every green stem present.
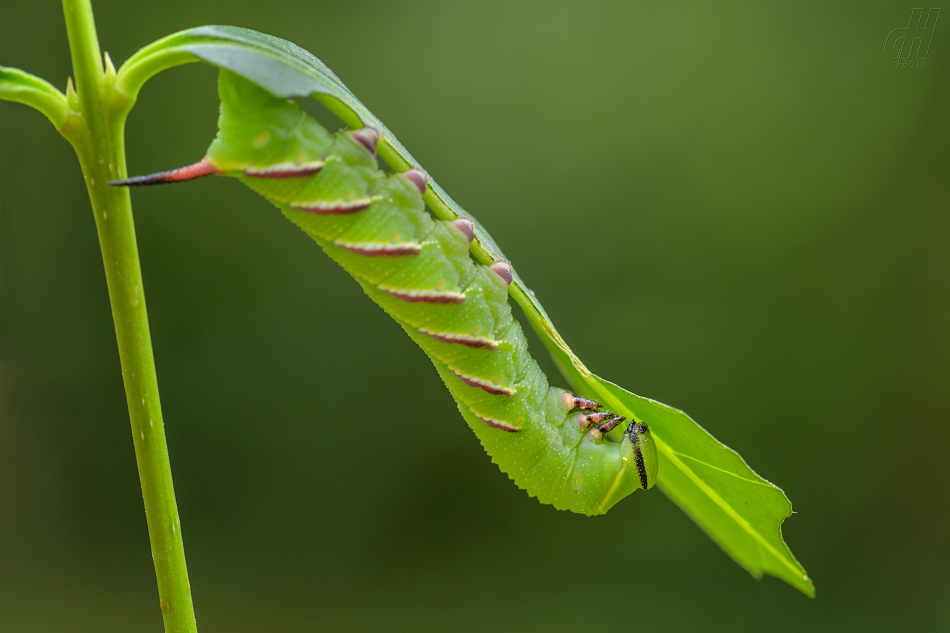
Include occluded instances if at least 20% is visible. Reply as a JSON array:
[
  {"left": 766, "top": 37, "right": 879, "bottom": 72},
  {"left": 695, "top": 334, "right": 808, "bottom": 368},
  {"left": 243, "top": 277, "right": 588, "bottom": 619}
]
[{"left": 61, "top": 1, "right": 197, "bottom": 631}]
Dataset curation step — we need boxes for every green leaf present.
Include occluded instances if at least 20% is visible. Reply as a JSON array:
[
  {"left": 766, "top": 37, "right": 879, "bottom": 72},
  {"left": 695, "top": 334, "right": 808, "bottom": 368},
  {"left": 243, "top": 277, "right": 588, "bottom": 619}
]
[
  {"left": 588, "top": 375, "right": 814, "bottom": 596},
  {"left": 115, "top": 26, "right": 509, "bottom": 260},
  {"left": 0, "top": 66, "right": 69, "bottom": 129},
  {"left": 116, "top": 26, "right": 813, "bottom": 594}
]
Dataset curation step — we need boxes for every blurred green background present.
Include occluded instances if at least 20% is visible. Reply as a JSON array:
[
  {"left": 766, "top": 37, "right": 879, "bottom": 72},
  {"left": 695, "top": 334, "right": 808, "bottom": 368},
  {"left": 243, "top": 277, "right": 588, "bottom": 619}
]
[{"left": 1, "top": 1, "right": 947, "bottom": 631}]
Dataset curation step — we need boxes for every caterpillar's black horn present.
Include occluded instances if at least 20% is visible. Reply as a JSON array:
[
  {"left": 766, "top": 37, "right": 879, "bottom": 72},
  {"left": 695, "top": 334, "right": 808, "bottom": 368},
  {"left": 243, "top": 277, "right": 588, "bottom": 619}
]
[{"left": 109, "top": 158, "right": 223, "bottom": 187}]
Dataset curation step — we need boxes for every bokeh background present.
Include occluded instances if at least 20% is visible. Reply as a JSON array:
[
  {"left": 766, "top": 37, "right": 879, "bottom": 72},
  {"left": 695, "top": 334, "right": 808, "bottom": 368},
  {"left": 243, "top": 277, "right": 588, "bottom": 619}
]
[{"left": 1, "top": 1, "right": 947, "bottom": 631}]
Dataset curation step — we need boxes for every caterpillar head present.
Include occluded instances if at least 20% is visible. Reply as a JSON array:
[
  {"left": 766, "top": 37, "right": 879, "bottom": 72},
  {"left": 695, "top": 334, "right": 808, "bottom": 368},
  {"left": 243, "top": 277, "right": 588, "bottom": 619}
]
[{"left": 622, "top": 422, "right": 658, "bottom": 490}]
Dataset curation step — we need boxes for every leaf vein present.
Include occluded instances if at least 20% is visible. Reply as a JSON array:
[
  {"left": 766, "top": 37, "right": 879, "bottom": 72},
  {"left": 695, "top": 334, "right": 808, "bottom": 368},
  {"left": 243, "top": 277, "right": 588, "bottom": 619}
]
[{"left": 668, "top": 451, "right": 776, "bottom": 487}]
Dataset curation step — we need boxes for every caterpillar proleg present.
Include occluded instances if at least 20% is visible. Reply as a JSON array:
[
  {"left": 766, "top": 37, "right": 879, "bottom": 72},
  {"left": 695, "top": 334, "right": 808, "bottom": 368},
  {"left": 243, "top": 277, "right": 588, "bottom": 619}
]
[{"left": 113, "top": 70, "right": 657, "bottom": 515}]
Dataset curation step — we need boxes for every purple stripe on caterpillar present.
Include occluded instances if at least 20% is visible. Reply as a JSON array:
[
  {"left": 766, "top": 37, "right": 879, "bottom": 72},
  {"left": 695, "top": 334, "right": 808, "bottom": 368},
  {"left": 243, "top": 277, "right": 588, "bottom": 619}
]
[
  {"left": 333, "top": 240, "right": 421, "bottom": 256},
  {"left": 451, "top": 218, "right": 475, "bottom": 244},
  {"left": 351, "top": 126, "right": 380, "bottom": 155},
  {"left": 418, "top": 328, "right": 499, "bottom": 350},
  {"left": 402, "top": 169, "right": 428, "bottom": 195},
  {"left": 561, "top": 393, "right": 601, "bottom": 410},
  {"left": 473, "top": 412, "right": 520, "bottom": 432},
  {"left": 108, "top": 158, "right": 223, "bottom": 187},
  {"left": 243, "top": 161, "right": 325, "bottom": 178},
  {"left": 452, "top": 369, "right": 515, "bottom": 397},
  {"left": 378, "top": 286, "right": 466, "bottom": 304},
  {"left": 489, "top": 257, "right": 512, "bottom": 286},
  {"left": 290, "top": 197, "right": 375, "bottom": 215}
]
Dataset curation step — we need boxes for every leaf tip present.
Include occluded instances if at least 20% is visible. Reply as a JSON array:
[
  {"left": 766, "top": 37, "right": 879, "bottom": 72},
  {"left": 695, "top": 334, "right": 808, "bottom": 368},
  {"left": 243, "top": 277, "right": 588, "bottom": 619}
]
[{"left": 802, "top": 575, "right": 816, "bottom": 599}]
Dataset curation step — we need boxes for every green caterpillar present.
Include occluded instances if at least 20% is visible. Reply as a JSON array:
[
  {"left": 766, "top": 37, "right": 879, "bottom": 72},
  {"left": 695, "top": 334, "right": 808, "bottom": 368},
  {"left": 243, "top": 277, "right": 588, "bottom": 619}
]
[{"left": 113, "top": 69, "right": 657, "bottom": 515}]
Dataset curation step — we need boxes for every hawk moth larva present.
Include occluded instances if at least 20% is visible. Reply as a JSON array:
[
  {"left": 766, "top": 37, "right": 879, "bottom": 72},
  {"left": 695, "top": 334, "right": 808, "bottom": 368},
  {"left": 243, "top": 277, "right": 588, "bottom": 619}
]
[{"left": 113, "top": 69, "right": 657, "bottom": 515}]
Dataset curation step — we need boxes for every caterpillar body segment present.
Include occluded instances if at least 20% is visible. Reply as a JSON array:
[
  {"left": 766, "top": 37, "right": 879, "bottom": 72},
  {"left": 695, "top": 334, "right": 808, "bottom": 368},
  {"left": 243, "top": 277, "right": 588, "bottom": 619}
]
[{"left": 111, "top": 69, "right": 657, "bottom": 515}]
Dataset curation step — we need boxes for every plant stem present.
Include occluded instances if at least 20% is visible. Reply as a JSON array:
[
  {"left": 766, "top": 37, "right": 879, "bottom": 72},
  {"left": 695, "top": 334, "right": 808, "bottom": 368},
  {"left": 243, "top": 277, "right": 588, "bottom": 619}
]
[{"left": 61, "top": 1, "right": 198, "bottom": 631}]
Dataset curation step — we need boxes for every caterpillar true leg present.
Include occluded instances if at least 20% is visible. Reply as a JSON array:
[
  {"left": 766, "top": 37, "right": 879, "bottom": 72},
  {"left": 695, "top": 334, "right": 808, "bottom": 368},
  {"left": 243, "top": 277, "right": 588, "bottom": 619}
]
[
  {"left": 561, "top": 393, "right": 602, "bottom": 411},
  {"left": 587, "top": 415, "right": 626, "bottom": 442},
  {"left": 575, "top": 410, "right": 616, "bottom": 428}
]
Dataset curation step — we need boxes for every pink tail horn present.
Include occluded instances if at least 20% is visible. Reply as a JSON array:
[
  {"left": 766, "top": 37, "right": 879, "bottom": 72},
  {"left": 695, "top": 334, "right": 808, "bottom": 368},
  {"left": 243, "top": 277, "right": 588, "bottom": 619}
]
[{"left": 109, "top": 158, "right": 223, "bottom": 187}]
